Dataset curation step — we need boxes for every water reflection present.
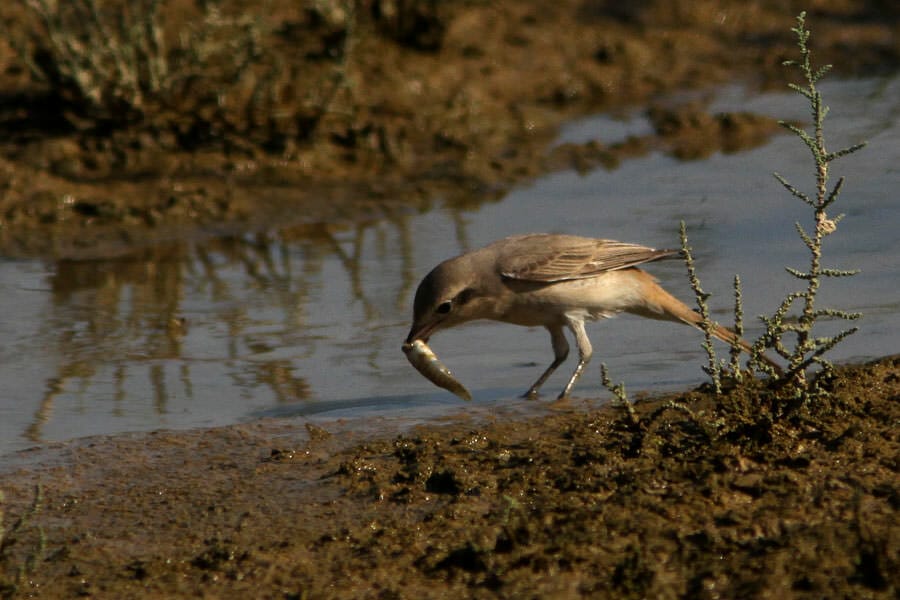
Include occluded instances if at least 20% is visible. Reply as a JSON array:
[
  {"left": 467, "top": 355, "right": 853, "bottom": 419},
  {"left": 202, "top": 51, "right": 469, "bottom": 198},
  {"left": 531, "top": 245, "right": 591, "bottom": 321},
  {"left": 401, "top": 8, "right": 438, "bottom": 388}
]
[{"left": 14, "top": 215, "right": 462, "bottom": 447}]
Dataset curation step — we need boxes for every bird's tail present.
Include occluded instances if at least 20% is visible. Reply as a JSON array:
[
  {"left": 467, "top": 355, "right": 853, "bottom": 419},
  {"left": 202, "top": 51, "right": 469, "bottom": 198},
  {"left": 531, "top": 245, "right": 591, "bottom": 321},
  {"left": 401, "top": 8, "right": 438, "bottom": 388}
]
[{"left": 633, "top": 272, "right": 783, "bottom": 375}]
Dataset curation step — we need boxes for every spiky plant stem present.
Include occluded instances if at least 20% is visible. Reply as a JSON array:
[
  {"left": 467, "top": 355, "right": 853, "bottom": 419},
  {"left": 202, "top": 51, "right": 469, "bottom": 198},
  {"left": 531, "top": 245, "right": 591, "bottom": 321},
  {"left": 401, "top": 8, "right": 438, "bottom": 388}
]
[
  {"left": 679, "top": 221, "right": 722, "bottom": 394},
  {"left": 766, "top": 12, "right": 864, "bottom": 393}
]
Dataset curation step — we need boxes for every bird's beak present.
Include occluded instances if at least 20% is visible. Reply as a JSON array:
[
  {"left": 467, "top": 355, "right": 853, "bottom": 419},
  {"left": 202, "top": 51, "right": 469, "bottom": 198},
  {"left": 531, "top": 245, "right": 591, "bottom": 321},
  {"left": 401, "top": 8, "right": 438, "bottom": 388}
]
[{"left": 404, "top": 317, "right": 440, "bottom": 346}]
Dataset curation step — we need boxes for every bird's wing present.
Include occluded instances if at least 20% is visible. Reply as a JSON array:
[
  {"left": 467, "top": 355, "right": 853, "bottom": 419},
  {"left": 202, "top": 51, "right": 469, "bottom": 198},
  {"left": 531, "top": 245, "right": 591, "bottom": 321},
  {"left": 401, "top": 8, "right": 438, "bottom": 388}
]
[{"left": 495, "top": 234, "right": 679, "bottom": 282}]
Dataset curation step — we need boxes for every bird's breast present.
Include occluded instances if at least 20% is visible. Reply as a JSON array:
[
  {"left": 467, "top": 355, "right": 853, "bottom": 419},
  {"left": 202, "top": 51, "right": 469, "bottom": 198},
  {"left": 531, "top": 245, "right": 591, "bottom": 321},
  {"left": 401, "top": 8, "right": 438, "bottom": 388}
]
[{"left": 497, "top": 270, "right": 648, "bottom": 325}]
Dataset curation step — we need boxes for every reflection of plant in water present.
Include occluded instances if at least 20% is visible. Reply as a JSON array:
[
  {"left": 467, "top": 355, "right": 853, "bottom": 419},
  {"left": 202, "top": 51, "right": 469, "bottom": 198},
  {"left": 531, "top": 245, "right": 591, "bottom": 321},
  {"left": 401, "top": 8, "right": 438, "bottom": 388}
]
[
  {"left": 23, "top": 210, "right": 443, "bottom": 442},
  {"left": 255, "top": 361, "right": 311, "bottom": 403},
  {"left": 29, "top": 246, "right": 191, "bottom": 441}
]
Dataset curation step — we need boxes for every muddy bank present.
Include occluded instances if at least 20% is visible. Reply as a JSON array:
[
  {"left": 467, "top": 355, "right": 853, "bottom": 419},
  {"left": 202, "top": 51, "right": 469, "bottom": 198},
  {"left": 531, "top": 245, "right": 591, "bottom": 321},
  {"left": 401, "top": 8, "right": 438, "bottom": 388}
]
[
  {"left": 0, "top": 357, "right": 897, "bottom": 598},
  {"left": 0, "top": 1, "right": 898, "bottom": 257}
]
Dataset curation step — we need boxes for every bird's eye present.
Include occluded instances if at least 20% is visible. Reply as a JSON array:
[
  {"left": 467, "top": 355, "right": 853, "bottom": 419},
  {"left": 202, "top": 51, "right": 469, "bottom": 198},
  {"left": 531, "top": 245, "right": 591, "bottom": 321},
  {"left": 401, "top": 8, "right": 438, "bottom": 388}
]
[{"left": 436, "top": 301, "right": 452, "bottom": 314}]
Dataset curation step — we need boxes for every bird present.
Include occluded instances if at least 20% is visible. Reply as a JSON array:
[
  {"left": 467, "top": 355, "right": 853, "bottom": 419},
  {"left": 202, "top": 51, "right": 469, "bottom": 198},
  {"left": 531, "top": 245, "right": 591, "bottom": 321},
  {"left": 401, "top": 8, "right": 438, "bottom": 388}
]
[{"left": 404, "top": 233, "right": 777, "bottom": 399}]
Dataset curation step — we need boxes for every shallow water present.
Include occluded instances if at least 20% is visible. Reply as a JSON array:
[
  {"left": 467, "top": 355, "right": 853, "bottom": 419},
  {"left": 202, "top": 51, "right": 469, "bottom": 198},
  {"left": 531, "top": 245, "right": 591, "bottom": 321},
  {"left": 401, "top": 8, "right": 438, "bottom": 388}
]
[{"left": 1, "top": 76, "right": 898, "bottom": 459}]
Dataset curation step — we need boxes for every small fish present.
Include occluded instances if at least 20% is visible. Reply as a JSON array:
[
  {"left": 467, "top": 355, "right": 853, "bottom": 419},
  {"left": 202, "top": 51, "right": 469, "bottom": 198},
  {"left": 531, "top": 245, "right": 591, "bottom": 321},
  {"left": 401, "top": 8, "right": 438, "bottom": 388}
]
[{"left": 402, "top": 339, "right": 472, "bottom": 401}]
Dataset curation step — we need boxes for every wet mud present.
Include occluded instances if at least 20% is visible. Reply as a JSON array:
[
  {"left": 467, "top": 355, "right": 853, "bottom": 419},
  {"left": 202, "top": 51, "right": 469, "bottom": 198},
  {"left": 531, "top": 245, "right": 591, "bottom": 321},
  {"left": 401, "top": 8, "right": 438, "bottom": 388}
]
[
  {"left": 0, "top": 1, "right": 898, "bottom": 597},
  {"left": 1, "top": 357, "right": 897, "bottom": 598},
  {"left": 0, "top": 1, "right": 897, "bottom": 257}
]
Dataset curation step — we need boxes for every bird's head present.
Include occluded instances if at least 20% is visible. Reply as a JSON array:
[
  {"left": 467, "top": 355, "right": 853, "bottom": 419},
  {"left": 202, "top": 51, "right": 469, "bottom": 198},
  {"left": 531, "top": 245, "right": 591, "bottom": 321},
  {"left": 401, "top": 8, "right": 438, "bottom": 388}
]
[{"left": 404, "top": 256, "right": 485, "bottom": 345}]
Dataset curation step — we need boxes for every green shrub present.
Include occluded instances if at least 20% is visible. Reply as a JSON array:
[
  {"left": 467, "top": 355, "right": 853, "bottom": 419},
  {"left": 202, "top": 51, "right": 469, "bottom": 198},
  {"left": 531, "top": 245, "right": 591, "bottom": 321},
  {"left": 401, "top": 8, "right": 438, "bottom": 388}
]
[
  {"left": 753, "top": 11, "right": 865, "bottom": 398},
  {"left": 4, "top": 0, "right": 356, "bottom": 152}
]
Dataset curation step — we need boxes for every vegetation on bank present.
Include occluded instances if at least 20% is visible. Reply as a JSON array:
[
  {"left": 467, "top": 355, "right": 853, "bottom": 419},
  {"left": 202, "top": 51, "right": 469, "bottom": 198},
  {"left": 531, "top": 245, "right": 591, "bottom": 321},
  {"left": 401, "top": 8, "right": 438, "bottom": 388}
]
[
  {"left": 3, "top": 0, "right": 358, "bottom": 152},
  {"left": 669, "top": 13, "right": 865, "bottom": 409}
]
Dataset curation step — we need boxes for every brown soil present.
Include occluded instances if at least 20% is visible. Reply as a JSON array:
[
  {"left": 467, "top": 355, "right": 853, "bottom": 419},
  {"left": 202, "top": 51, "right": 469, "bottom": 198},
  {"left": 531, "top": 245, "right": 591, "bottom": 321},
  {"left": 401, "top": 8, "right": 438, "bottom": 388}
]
[
  {"left": 0, "top": 1, "right": 897, "bottom": 257},
  {"left": 1, "top": 357, "right": 897, "bottom": 598},
  {"left": 0, "top": 1, "right": 897, "bottom": 598}
]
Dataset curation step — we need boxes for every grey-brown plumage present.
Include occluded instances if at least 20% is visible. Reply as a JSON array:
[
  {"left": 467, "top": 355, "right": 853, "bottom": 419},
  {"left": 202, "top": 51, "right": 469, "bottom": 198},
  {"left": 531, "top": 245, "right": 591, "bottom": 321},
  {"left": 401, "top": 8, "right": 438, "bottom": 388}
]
[
  {"left": 495, "top": 234, "right": 678, "bottom": 281},
  {"left": 405, "top": 233, "right": 775, "bottom": 399}
]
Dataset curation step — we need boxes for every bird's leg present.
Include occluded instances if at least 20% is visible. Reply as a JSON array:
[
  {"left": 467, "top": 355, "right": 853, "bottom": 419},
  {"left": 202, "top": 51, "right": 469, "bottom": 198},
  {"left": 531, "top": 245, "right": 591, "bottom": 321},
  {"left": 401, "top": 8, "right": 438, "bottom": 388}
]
[
  {"left": 523, "top": 325, "right": 569, "bottom": 399},
  {"left": 558, "top": 318, "right": 593, "bottom": 400}
]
